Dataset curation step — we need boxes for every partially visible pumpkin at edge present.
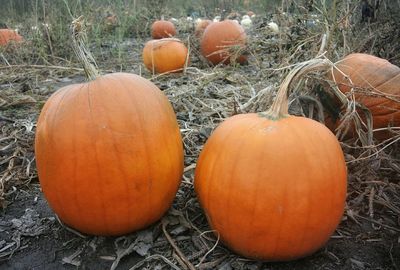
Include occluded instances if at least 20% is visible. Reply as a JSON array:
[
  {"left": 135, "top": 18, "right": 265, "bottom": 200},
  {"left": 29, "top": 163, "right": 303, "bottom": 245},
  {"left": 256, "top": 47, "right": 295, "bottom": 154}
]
[
  {"left": 325, "top": 53, "right": 400, "bottom": 140},
  {"left": 0, "top": 29, "right": 23, "bottom": 46}
]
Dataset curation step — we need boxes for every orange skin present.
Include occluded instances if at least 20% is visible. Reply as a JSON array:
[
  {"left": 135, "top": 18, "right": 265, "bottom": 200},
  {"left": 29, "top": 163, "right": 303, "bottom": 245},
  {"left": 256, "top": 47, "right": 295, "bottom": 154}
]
[
  {"left": 329, "top": 53, "right": 400, "bottom": 139},
  {"left": 142, "top": 38, "right": 188, "bottom": 74},
  {"left": 195, "top": 113, "right": 347, "bottom": 261},
  {"left": 151, "top": 20, "right": 177, "bottom": 39},
  {"left": 0, "top": 29, "right": 23, "bottom": 46},
  {"left": 194, "top": 19, "right": 212, "bottom": 38},
  {"left": 35, "top": 73, "right": 184, "bottom": 236},
  {"left": 200, "top": 20, "right": 247, "bottom": 65}
]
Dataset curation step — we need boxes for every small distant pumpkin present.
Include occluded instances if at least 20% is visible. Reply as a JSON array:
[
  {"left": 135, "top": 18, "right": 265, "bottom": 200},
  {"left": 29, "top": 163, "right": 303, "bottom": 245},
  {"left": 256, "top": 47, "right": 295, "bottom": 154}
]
[
  {"left": 226, "top": 12, "right": 241, "bottom": 20},
  {"left": 105, "top": 14, "right": 117, "bottom": 26},
  {"left": 142, "top": 38, "right": 188, "bottom": 74},
  {"left": 328, "top": 53, "right": 400, "bottom": 139},
  {"left": 247, "top": 11, "right": 255, "bottom": 17},
  {"left": 103, "top": 14, "right": 118, "bottom": 32},
  {"left": 0, "top": 29, "right": 23, "bottom": 46},
  {"left": 151, "top": 20, "right": 176, "bottom": 39},
  {"left": 194, "top": 19, "right": 212, "bottom": 38},
  {"left": 200, "top": 20, "right": 247, "bottom": 65}
]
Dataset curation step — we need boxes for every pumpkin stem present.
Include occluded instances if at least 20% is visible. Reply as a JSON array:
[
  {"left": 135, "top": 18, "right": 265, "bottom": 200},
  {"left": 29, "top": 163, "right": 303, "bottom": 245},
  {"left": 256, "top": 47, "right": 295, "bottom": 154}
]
[
  {"left": 264, "top": 58, "right": 334, "bottom": 120},
  {"left": 71, "top": 16, "right": 99, "bottom": 81}
]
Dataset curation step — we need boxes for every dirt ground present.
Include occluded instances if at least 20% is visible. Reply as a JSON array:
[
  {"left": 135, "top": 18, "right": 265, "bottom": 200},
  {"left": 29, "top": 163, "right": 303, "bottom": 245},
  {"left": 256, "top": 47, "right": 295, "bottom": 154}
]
[
  {"left": 1, "top": 6, "right": 400, "bottom": 270},
  {"left": 0, "top": 180, "right": 399, "bottom": 270}
]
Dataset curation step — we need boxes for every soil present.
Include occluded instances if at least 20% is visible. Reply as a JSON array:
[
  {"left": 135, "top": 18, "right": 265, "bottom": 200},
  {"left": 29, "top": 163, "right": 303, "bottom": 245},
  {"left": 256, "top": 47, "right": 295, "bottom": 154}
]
[{"left": 1, "top": 180, "right": 399, "bottom": 270}]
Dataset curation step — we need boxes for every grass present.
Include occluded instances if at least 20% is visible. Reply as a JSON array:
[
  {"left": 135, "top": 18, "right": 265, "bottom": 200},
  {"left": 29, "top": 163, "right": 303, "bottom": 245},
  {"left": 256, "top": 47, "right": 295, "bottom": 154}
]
[{"left": 0, "top": 0, "right": 281, "bottom": 67}]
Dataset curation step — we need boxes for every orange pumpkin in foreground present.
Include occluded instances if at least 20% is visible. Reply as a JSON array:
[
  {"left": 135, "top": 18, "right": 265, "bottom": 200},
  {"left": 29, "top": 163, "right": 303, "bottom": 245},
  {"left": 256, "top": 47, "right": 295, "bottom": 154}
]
[
  {"left": 143, "top": 38, "right": 188, "bottom": 74},
  {"left": 0, "top": 29, "right": 23, "bottom": 46},
  {"left": 35, "top": 73, "right": 184, "bottom": 236},
  {"left": 195, "top": 60, "right": 347, "bottom": 261},
  {"left": 151, "top": 20, "right": 177, "bottom": 39},
  {"left": 328, "top": 53, "right": 400, "bottom": 139},
  {"left": 195, "top": 19, "right": 212, "bottom": 38},
  {"left": 200, "top": 20, "right": 247, "bottom": 65},
  {"left": 35, "top": 17, "right": 184, "bottom": 236}
]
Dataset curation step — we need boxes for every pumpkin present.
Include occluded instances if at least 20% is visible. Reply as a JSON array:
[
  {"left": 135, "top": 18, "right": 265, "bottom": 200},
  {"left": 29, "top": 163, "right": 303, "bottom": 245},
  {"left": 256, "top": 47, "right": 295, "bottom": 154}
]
[
  {"left": 328, "top": 53, "right": 400, "bottom": 139},
  {"left": 103, "top": 14, "right": 118, "bottom": 32},
  {"left": 105, "top": 14, "right": 117, "bottom": 26},
  {"left": 151, "top": 20, "right": 177, "bottom": 39},
  {"left": 195, "top": 59, "right": 347, "bottom": 261},
  {"left": 268, "top": 22, "right": 280, "bottom": 34},
  {"left": 35, "top": 17, "right": 184, "bottom": 236},
  {"left": 200, "top": 20, "right": 247, "bottom": 65},
  {"left": 240, "top": 16, "right": 252, "bottom": 30},
  {"left": 142, "top": 38, "right": 188, "bottom": 74},
  {"left": 247, "top": 11, "right": 255, "bottom": 17},
  {"left": 226, "top": 12, "right": 240, "bottom": 20},
  {"left": 0, "top": 29, "right": 23, "bottom": 46},
  {"left": 194, "top": 19, "right": 212, "bottom": 38}
]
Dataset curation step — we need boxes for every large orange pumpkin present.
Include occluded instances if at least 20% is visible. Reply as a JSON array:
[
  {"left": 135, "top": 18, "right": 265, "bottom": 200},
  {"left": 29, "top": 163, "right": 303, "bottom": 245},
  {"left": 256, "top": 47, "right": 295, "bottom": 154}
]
[
  {"left": 142, "top": 38, "right": 188, "bottom": 74},
  {"left": 0, "top": 29, "right": 23, "bottom": 46},
  {"left": 200, "top": 20, "right": 247, "bottom": 65},
  {"left": 35, "top": 17, "right": 184, "bottom": 236},
  {"left": 328, "top": 53, "right": 400, "bottom": 138},
  {"left": 195, "top": 59, "right": 347, "bottom": 261},
  {"left": 194, "top": 19, "right": 212, "bottom": 38},
  {"left": 151, "top": 20, "right": 177, "bottom": 39}
]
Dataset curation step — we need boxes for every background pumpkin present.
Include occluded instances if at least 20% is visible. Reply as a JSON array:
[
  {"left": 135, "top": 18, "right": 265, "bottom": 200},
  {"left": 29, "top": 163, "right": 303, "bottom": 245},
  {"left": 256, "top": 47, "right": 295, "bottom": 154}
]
[
  {"left": 328, "top": 53, "right": 400, "bottom": 139},
  {"left": 200, "top": 20, "right": 247, "bottom": 65},
  {"left": 194, "top": 19, "right": 212, "bottom": 38},
  {"left": 0, "top": 29, "right": 23, "bottom": 46},
  {"left": 35, "top": 17, "right": 184, "bottom": 236},
  {"left": 142, "top": 38, "right": 188, "bottom": 74},
  {"left": 195, "top": 59, "right": 347, "bottom": 261},
  {"left": 151, "top": 20, "right": 176, "bottom": 39}
]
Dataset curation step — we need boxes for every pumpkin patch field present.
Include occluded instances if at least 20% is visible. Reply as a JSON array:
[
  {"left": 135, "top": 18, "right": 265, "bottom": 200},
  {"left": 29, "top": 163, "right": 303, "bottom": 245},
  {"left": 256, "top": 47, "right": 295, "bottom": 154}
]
[{"left": 0, "top": 0, "right": 399, "bottom": 269}]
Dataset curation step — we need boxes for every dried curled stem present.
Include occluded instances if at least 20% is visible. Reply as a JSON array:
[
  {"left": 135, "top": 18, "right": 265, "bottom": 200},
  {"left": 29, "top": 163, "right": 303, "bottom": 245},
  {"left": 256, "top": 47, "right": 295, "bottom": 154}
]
[
  {"left": 262, "top": 55, "right": 378, "bottom": 146},
  {"left": 264, "top": 57, "right": 335, "bottom": 120},
  {"left": 71, "top": 16, "right": 99, "bottom": 80}
]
